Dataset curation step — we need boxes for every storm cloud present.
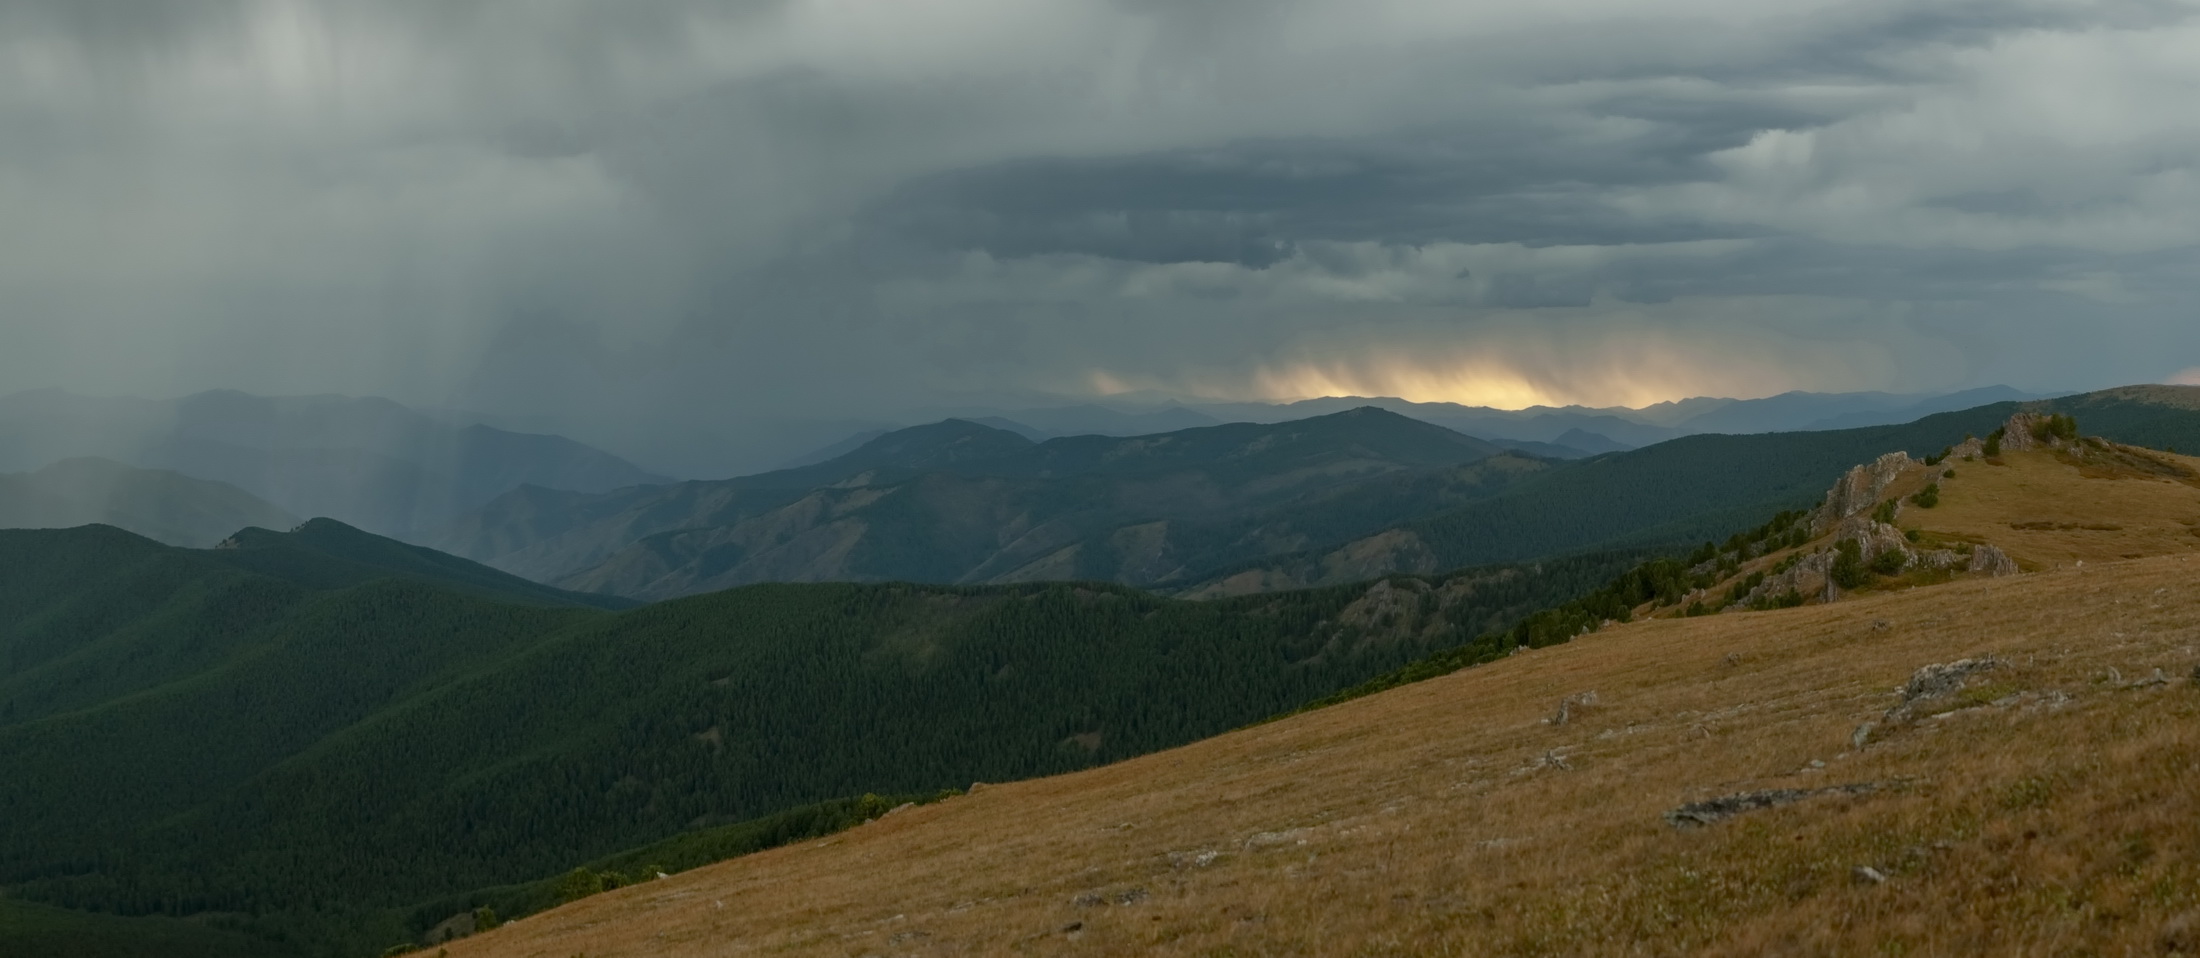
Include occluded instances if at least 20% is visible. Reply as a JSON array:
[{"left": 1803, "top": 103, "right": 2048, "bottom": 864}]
[{"left": 2, "top": 0, "right": 2197, "bottom": 471}]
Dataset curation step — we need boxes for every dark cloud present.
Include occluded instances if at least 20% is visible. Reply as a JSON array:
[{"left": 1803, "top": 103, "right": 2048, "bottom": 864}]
[{"left": 0, "top": 0, "right": 2197, "bottom": 475}]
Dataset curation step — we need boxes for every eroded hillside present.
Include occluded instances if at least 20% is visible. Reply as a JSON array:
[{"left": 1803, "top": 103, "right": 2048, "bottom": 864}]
[{"left": 441, "top": 417, "right": 2200, "bottom": 957}]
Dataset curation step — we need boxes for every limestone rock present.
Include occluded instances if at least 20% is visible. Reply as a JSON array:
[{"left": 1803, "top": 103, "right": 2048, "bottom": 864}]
[
  {"left": 1999, "top": 412, "right": 2046, "bottom": 452},
  {"left": 1836, "top": 517, "right": 1910, "bottom": 563},
  {"left": 1886, "top": 657, "right": 1997, "bottom": 721},
  {"left": 1968, "top": 544, "right": 2018, "bottom": 577},
  {"left": 1732, "top": 550, "right": 1835, "bottom": 610},
  {"left": 1813, "top": 452, "right": 1917, "bottom": 535}
]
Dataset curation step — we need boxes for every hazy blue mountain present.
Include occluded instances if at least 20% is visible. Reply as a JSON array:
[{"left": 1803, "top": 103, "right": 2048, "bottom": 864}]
[
  {"left": 437, "top": 408, "right": 1540, "bottom": 599},
  {"left": 0, "top": 390, "right": 669, "bottom": 541},
  {"left": 0, "top": 457, "right": 300, "bottom": 548},
  {"left": 1551, "top": 429, "right": 1632, "bottom": 455},
  {"left": 987, "top": 403, "right": 1223, "bottom": 436},
  {"left": 1796, "top": 385, "right": 2047, "bottom": 431}
]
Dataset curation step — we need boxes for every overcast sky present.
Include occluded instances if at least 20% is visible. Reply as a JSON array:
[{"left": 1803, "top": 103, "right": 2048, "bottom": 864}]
[{"left": 4, "top": 0, "right": 2199, "bottom": 440}]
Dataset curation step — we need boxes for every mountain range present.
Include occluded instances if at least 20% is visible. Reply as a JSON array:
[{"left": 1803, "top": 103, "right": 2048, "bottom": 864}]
[
  {"left": 436, "top": 386, "right": 2190, "bottom": 603},
  {"left": 435, "top": 409, "right": 1551, "bottom": 600}
]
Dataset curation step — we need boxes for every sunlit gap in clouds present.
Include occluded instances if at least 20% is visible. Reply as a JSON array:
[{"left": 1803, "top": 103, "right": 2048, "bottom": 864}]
[{"left": 1086, "top": 337, "right": 1844, "bottom": 410}]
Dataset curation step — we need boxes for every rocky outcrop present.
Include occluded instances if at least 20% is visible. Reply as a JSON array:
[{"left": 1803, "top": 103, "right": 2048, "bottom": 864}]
[
  {"left": 1732, "top": 550, "right": 1833, "bottom": 610},
  {"left": 1836, "top": 517, "right": 1909, "bottom": 563},
  {"left": 1968, "top": 544, "right": 2019, "bottom": 577},
  {"left": 1813, "top": 452, "right": 1916, "bottom": 535},
  {"left": 1999, "top": 413, "right": 2046, "bottom": 453}
]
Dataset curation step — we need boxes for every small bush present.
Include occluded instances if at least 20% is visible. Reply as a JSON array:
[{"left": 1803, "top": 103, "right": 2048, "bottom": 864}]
[
  {"left": 2031, "top": 413, "right": 2078, "bottom": 443},
  {"left": 554, "top": 868, "right": 603, "bottom": 903},
  {"left": 1983, "top": 427, "right": 2005, "bottom": 458},
  {"left": 1869, "top": 549, "right": 1908, "bottom": 576},
  {"left": 1831, "top": 541, "right": 1869, "bottom": 589},
  {"left": 1910, "top": 482, "right": 1940, "bottom": 509},
  {"left": 472, "top": 907, "right": 500, "bottom": 932},
  {"left": 1873, "top": 499, "right": 1899, "bottom": 525},
  {"left": 1753, "top": 589, "right": 1805, "bottom": 611}
]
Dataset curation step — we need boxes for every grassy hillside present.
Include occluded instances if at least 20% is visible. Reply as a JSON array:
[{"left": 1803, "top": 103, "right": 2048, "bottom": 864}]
[
  {"left": 0, "top": 524, "right": 1645, "bottom": 957},
  {"left": 439, "top": 445, "right": 2200, "bottom": 957}
]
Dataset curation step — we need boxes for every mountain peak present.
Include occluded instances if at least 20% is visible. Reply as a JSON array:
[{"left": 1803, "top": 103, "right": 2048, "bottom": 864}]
[{"left": 826, "top": 418, "right": 1036, "bottom": 472}]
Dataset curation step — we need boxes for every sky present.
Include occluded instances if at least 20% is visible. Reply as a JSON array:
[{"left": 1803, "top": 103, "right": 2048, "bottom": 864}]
[{"left": 4, "top": 0, "right": 2199, "bottom": 460}]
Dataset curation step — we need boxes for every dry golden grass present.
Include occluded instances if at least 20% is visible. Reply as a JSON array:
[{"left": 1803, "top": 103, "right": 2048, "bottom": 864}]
[
  {"left": 447, "top": 455, "right": 2200, "bottom": 958},
  {"left": 1912, "top": 448, "right": 2200, "bottom": 568}
]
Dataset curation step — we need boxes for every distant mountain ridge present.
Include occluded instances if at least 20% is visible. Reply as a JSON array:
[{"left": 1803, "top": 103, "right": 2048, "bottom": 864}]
[
  {"left": 0, "top": 457, "right": 299, "bottom": 548},
  {"left": 0, "top": 389, "right": 669, "bottom": 542},
  {"left": 437, "top": 408, "right": 1540, "bottom": 600}
]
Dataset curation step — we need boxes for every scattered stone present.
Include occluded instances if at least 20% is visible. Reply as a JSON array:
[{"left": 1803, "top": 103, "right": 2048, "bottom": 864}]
[
  {"left": 1167, "top": 849, "right": 1221, "bottom": 869},
  {"left": 1724, "top": 652, "right": 1742, "bottom": 667},
  {"left": 968, "top": 782, "right": 989, "bottom": 794},
  {"left": 2162, "top": 910, "right": 2200, "bottom": 954},
  {"left": 1852, "top": 865, "right": 1888, "bottom": 885},
  {"left": 1245, "top": 828, "right": 1313, "bottom": 849},
  {"left": 1546, "top": 691, "right": 1600, "bottom": 726},
  {"left": 882, "top": 802, "right": 915, "bottom": 817},
  {"left": 2122, "top": 668, "right": 2172, "bottom": 690},
  {"left": 1664, "top": 783, "right": 1883, "bottom": 828},
  {"left": 1071, "top": 892, "right": 1104, "bottom": 908},
  {"left": 1851, "top": 721, "right": 1877, "bottom": 749},
  {"left": 1885, "top": 658, "right": 1998, "bottom": 721},
  {"left": 1871, "top": 619, "right": 1892, "bottom": 632},
  {"left": 1113, "top": 888, "right": 1149, "bottom": 905}
]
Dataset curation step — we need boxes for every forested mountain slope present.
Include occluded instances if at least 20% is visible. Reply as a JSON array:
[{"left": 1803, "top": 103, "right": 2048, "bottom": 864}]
[
  {"left": 0, "top": 457, "right": 299, "bottom": 547},
  {"left": 0, "top": 523, "right": 1643, "bottom": 958},
  {"left": 436, "top": 408, "right": 1539, "bottom": 600}
]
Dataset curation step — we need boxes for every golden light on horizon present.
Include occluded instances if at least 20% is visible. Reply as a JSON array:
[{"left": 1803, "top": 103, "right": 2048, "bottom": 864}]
[{"left": 1085, "top": 336, "right": 1831, "bottom": 411}]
